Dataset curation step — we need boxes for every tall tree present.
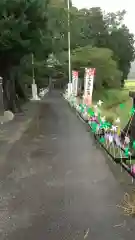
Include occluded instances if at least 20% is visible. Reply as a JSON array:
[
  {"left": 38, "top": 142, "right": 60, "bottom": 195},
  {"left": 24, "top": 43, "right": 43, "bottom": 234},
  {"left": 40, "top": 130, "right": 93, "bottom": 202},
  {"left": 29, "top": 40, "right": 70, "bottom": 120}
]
[
  {"left": 48, "top": 3, "right": 135, "bottom": 88},
  {"left": 79, "top": 7, "right": 108, "bottom": 47},
  {"left": 0, "top": 0, "right": 52, "bottom": 111},
  {"left": 109, "top": 26, "right": 135, "bottom": 85},
  {"left": 105, "top": 10, "right": 135, "bottom": 85}
]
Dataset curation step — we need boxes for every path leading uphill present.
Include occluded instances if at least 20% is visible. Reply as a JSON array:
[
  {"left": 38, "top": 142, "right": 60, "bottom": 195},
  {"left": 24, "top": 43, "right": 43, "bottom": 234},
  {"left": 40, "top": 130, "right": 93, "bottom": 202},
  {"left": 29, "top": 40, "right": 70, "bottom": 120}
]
[{"left": 0, "top": 91, "right": 135, "bottom": 240}]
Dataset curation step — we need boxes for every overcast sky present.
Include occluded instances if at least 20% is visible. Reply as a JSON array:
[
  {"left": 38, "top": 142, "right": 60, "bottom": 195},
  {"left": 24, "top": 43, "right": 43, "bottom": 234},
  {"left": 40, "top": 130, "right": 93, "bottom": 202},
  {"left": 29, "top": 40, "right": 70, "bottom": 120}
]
[{"left": 72, "top": 0, "right": 135, "bottom": 35}]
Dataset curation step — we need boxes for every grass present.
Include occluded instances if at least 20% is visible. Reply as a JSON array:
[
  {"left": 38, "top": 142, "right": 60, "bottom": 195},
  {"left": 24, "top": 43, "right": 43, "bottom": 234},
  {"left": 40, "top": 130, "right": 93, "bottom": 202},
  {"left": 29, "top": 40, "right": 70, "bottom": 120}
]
[
  {"left": 118, "top": 191, "right": 135, "bottom": 216},
  {"left": 77, "top": 80, "right": 134, "bottom": 128},
  {"left": 102, "top": 98, "right": 132, "bottom": 128},
  {"left": 124, "top": 79, "right": 135, "bottom": 89},
  {"left": 93, "top": 88, "right": 132, "bottom": 128}
]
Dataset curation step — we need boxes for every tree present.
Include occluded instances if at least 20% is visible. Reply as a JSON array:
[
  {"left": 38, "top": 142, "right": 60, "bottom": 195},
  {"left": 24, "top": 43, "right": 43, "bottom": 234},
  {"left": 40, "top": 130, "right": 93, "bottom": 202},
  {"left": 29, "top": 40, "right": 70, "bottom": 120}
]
[
  {"left": 47, "top": 2, "right": 135, "bottom": 89},
  {"left": 105, "top": 10, "right": 135, "bottom": 85},
  {"left": 47, "top": 0, "right": 69, "bottom": 53},
  {"left": 77, "top": 7, "right": 108, "bottom": 48},
  {"left": 18, "top": 54, "right": 49, "bottom": 95},
  {"left": 0, "top": 0, "right": 52, "bottom": 111},
  {"left": 108, "top": 25, "right": 135, "bottom": 85},
  {"left": 104, "top": 10, "right": 126, "bottom": 31},
  {"left": 58, "top": 46, "right": 121, "bottom": 89},
  {"left": 49, "top": 6, "right": 108, "bottom": 51}
]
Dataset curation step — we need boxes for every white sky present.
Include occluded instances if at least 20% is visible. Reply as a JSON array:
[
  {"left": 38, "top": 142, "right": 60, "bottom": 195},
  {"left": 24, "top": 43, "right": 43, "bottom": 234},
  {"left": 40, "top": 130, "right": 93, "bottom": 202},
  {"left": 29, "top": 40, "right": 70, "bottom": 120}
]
[{"left": 72, "top": 0, "right": 135, "bottom": 35}]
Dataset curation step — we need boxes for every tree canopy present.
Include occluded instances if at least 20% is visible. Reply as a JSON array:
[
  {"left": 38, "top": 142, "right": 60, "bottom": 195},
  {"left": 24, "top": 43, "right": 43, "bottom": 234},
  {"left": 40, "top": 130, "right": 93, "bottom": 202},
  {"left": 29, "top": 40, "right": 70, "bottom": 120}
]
[
  {"left": 0, "top": 0, "right": 134, "bottom": 111},
  {"left": 0, "top": 0, "right": 51, "bottom": 111},
  {"left": 48, "top": 3, "right": 135, "bottom": 87}
]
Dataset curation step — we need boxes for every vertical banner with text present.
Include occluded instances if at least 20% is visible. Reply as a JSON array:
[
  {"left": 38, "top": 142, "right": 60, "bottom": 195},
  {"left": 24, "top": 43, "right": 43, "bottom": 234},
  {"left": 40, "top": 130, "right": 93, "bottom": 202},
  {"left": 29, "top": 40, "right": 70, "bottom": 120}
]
[
  {"left": 84, "top": 68, "right": 96, "bottom": 105},
  {"left": 72, "top": 71, "right": 79, "bottom": 96}
]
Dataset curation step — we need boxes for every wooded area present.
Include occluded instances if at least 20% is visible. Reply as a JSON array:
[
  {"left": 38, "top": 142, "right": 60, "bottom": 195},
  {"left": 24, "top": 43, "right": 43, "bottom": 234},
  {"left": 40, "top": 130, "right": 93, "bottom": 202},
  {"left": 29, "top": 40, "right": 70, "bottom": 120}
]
[{"left": 0, "top": 0, "right": 134, "bottom": 112}]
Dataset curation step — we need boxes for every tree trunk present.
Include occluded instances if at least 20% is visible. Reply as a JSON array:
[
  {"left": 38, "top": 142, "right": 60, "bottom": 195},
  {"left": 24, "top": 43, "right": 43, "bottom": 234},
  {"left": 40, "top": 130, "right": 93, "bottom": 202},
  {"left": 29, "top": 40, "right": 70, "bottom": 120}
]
[
  {"left": 16, "top": 82, "right": 26, "bottom": 101},
  {"left": 0, "top": 60, "right": 27, "bottom": 113},
  {"left": 2, "top": 70, "right": 21, "bottom": 113},
  {"left": 0, "top": 59, "right": 23, "bottom": 112},
  {"left": 2, "top": 76, "right": 10, "bottom": 111}
]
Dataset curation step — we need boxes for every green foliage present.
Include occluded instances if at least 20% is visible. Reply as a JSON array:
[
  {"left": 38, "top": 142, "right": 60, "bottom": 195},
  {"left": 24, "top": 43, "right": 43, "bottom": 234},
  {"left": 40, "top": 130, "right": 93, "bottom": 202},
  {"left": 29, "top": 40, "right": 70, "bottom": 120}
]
[
  {"left": 48, "top": 4, "right": 135, "bottom": 86},
  {"left": 19, "top": 54, "right": 49, "bottom": 89},
  {"left": 0, "top": 0, "right": 51, "bottom": 73},
  {"left": 0, "top": 0, "right": 134, "bottom": 110},
  {"left": 47, "top": 1, "right": 68, "bottom": 53},
  {"left": 78, "top": 7, "right": 108, "bottom": 48},
  {"left": 104, "top": 10, "right": 126, "bottom": 31},
  {"left": 98, "top": 89, "right": 132, "bottom": 128},
  {"left": 108, "top": 25, "right": 135, "bottom": 84},
  {"left": 70, "top": 46, "right": 121, "bottom": 89},
  {"left": 0, "top": 0, "right": 52, "bottom": 111},
  {"left": 93, "top": 89, "right": 129, "bottom": 107}
]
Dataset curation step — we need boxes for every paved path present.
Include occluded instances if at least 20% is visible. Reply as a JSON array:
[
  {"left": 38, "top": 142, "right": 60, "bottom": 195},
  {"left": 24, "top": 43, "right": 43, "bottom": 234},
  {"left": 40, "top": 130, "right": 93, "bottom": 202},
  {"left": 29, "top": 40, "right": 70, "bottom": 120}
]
[
  {"left": 0, "top": 101, "right": 39, "bottom": 167},
  {"left": 0, "top": 91, "right": 135, "bottom": 239}
]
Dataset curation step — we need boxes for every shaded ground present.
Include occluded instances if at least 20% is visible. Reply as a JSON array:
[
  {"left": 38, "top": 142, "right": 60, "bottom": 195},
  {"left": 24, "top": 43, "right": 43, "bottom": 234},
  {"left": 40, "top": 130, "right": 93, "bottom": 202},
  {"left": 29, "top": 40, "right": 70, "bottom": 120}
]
[
  {"left": 0, "top": 101, "right": 39, "bottom": 168},
  {"left": 0, "top": 91, "right": 135, "bottom": 239}
]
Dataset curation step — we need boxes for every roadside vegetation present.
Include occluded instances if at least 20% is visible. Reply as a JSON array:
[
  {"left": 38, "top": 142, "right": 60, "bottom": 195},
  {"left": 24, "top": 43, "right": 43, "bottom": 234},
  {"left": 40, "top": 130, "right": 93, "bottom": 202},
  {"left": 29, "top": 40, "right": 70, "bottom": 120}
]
[
  {"left": 93, "top": 88, "right": 132, "bottom": 128},
  {"left": 1, "top": 0, "right": 135, "bottom": 216},
  {"left": 93, "top": 79, "right": 135, "bottom": 129},
  {"left": 0, "top": 0, "right": 134, "bottom": 117}
]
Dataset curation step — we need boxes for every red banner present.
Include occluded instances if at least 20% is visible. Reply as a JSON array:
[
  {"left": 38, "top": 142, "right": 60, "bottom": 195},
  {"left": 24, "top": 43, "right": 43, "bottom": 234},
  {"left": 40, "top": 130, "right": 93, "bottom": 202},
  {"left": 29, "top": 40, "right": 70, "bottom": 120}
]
[
  {"left": 72, "top": 71, "right": 78, "bottom": 78},
  {"left": 84, "top": 68, "right": 96, "bottom": 106},
  {"left": 86, "top": 68, "right": 96, "bottom": 76}
]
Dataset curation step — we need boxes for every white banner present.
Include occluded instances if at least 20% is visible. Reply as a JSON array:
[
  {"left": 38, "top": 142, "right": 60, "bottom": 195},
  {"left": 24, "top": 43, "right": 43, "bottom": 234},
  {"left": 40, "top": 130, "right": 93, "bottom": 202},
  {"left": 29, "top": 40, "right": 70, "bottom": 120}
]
[
  {"left": 72, "top": 71, "right": 78, "bottom": 96},
  {"left": 84, "top": 68, "right": 96, "bottom": 105}
]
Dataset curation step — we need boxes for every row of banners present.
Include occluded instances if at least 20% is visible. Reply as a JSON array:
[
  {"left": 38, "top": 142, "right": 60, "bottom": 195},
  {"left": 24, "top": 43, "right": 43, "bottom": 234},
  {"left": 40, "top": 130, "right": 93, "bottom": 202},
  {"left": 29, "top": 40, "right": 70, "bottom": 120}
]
[{"left": 71, "top": 68, "right": 96, "bottom": 105}]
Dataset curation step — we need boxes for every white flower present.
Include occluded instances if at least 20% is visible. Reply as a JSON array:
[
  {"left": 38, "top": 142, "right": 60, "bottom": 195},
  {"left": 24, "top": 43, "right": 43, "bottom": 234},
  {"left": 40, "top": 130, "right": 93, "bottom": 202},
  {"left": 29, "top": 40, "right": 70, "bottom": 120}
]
[
  {"left": 94, "top": 105, "right": 98, "bottom": 109},
  {"left": 97, "top": 100, "right": 103, "bottom": 106},
  {"left": 101, "top": 116, "right": 106, "bottom": 122},
  {"left": 115, "top": 117, "right": 120, "bottom": 123}
]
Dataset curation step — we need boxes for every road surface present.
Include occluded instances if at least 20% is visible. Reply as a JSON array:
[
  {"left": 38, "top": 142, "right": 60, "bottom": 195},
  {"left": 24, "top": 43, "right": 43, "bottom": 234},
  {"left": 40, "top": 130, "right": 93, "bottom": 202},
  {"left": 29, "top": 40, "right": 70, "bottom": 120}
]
[{"left": 0, "top": 91, "right": 135, "bottom": 239}]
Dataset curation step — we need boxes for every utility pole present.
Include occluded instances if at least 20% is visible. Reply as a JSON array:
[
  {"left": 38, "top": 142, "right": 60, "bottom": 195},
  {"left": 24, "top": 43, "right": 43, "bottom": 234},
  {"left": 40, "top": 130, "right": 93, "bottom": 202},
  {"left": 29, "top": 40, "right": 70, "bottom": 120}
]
[
  {"left": 32, "top": 53, "right": 35, "bottom": 85},
  {"left": 67, "top": 0, "right": 72, "bottom": 96}
]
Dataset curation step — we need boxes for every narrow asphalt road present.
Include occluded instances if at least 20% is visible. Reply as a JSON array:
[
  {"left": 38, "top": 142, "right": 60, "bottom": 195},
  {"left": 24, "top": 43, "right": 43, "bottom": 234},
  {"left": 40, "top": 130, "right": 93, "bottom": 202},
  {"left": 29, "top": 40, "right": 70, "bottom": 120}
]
[{"left": 0, "top": 91, "right": 135, "bottom": 239}]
